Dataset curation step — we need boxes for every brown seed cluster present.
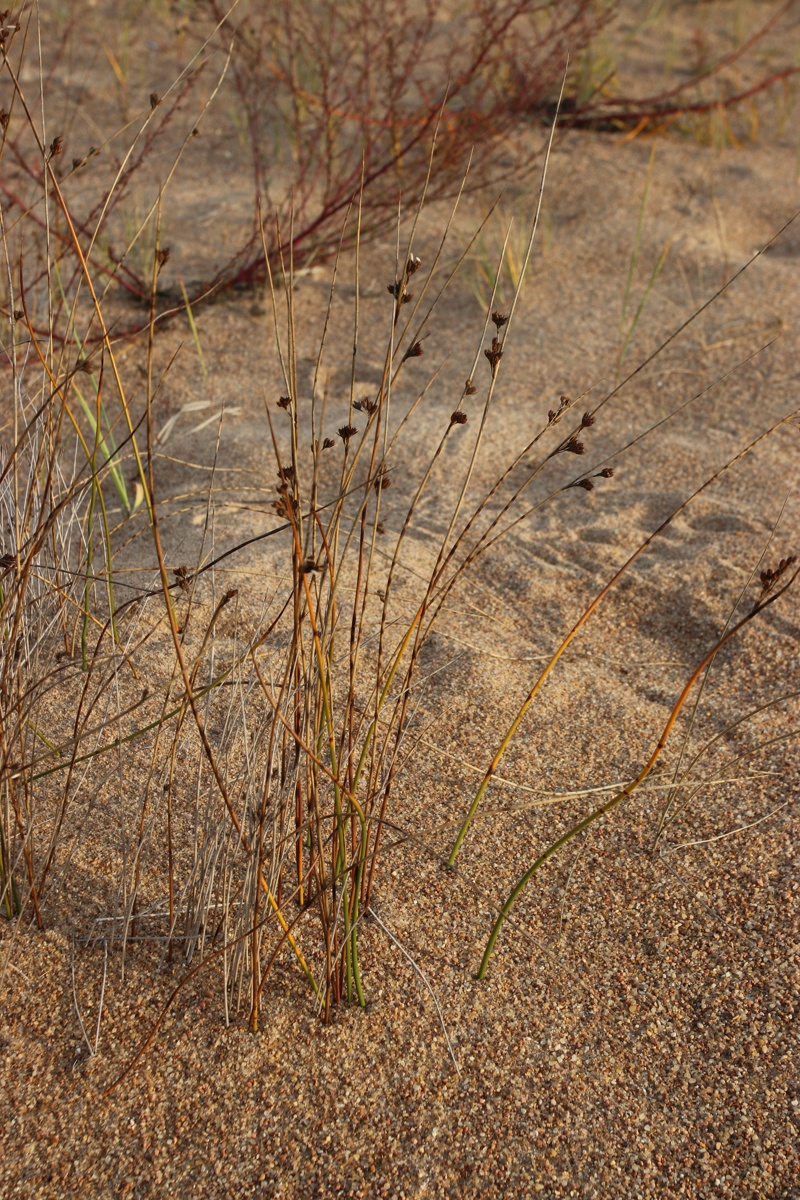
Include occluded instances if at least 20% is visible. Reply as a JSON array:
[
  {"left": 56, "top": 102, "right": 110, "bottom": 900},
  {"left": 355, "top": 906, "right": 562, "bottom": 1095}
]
[
  {"left": 0, "top": 10, "right": 21, "bottom": 48},
  {"left": 548, "top": 396, "right": 570, "bottom": 425},
  {"left": 552, "top": 403, "right": 617, "bottom": 493},
  {"left": 388, "top": 254, "right": 421, "bottom": 306},
  {"left": 567, "top": 466, "right": 616, "bottom": 493},
  {"left": 273, "top": 493, "right": 293, "bottom": 520},
  {"left": 759, "top": 555, "right": 797, "bottom": 596},
  {"left": 69, "top": 145, "right": 98, "bottom": 174},
  {"left": 273, "top": 467, "right": 299, "bottom": 520},
  {"left": 484, "top": 337, "right": 503, "bottom": 374},
  {"left": 353, "top": 397, "right": 378, "bottom": 415},
  {"left": 403, "top": 341, "right": 424, "bottom": 362},
  {"left": 373, "top": 466, "right": 391, "bottom": 493}
]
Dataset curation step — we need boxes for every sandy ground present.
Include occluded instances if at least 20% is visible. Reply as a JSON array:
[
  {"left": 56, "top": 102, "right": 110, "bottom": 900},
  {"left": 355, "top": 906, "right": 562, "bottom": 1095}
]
[{"left": 2, "top": 2, "right": 800, "bottom": 1197}]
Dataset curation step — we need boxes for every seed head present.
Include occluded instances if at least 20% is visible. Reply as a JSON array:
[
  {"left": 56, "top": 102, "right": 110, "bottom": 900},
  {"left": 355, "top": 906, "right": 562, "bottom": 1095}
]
[
  {"left": 759, "top": 555, "right": 797, "bottom": 596},
  {"left": 568, "top": 478, "right": 594, "bottom": 491},
  {"left": 562, "top": 436, "right": 584, "bottom": 455},
  {"left": 322, "top": 437, "right": 335, "bottom": 449},
  {"left": 407, "top": 254, "right": 421, "bottom": 276},
  {"left": 403, "top": 341, "right": 424, "bottom": 362},
  {"left": 48, "top": 135, "right": 64, "bottom": 160},
  {"left": 338, "top": 424, "right": 359, "bottom": 444},
  {"left": 450, "top": 411, "right": 468, "bottom": 425},
  {"left": 596, "top": 467, "right": 614, "bottom": 479},
  {"left": 548, "top": 396, "right": 570, "bottom": 425},
  {"left": 491, "top": 311, "right": 508, "bottom": 329},
  {"left": 277, "top": 395, "right": 292, "bottom": 410},
  {"left": 150, "top": 92, "right": 161, "bottom": 110},
  {"left": 581, "top": 411, "right": 595, "bottom": 428},
  {"left": 465, "top": 379, "right": 477, "bottom": 396},
  {"left": 484, "top": 338, "right": 503, "bottom": 374}
]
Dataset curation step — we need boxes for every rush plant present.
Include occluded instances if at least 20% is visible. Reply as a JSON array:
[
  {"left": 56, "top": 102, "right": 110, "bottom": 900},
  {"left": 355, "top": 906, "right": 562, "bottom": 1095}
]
[{"left": 1, "top": 4, "right": 797, "bottom": 1085}]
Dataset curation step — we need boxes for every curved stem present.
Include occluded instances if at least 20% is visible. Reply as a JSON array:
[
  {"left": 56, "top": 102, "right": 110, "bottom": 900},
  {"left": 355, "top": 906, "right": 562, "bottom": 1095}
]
[{"left": 477, "top": 567, "right": 798, "bottom": 979}]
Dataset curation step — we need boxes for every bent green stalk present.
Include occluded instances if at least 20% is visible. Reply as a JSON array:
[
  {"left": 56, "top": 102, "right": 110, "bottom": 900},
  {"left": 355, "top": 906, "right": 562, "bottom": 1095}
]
[{"left": 477, "top": 564, "right": 798, "bottom": 979}]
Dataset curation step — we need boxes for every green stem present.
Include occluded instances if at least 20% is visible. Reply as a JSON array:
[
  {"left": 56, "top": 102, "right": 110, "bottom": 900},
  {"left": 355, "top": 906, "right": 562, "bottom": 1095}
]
[
  {"left": 478, "top": 787, "right": 631, "bottom": 980},
  {"left": 477, "top": 572, "right": 797, "bottom": 979}
]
